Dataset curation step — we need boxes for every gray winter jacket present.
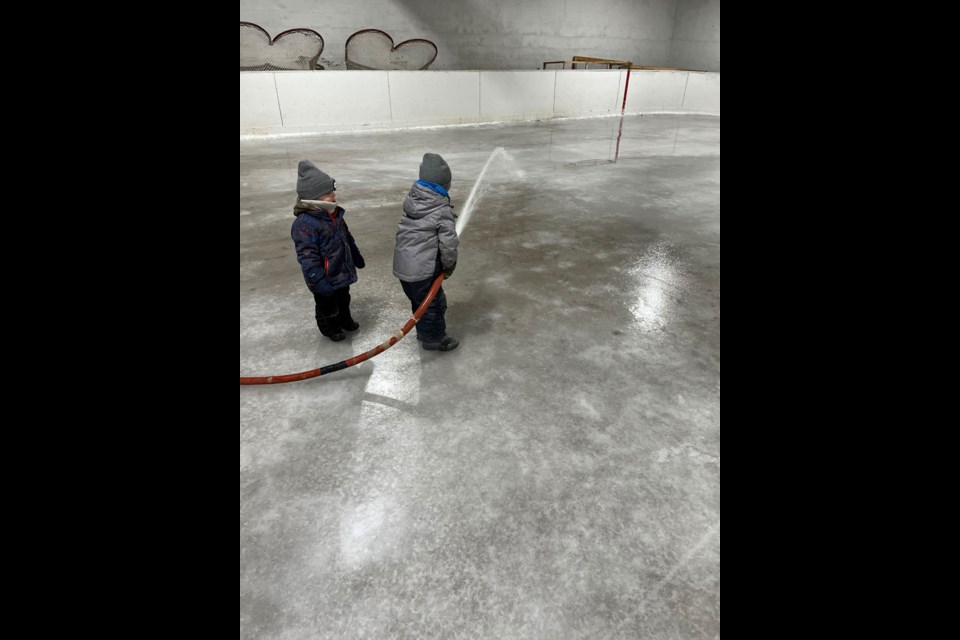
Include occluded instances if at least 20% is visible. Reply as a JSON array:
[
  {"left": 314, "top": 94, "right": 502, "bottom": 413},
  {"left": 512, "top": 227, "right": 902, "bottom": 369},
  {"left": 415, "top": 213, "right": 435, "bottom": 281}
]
[{"left": 393, "top": 183, "right": 459, "bottom": 282}]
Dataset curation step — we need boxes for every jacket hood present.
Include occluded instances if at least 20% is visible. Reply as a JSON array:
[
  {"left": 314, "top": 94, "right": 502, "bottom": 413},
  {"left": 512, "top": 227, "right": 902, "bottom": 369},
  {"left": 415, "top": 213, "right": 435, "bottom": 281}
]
[{"left": 403, "top": 183, "right": 449, "bottom": 220}]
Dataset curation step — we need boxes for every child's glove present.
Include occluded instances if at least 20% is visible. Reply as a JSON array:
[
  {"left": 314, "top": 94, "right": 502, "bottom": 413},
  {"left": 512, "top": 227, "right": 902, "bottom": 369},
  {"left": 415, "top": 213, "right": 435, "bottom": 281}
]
[{"left": 443, "top": 262, "right": 457, "bottom": 279}]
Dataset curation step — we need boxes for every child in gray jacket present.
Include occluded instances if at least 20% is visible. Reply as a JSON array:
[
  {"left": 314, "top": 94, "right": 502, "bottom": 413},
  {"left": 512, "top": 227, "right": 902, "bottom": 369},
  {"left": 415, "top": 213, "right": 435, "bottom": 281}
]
[{"left": 393, "top": 153, "right": 460, "bottom": 351}]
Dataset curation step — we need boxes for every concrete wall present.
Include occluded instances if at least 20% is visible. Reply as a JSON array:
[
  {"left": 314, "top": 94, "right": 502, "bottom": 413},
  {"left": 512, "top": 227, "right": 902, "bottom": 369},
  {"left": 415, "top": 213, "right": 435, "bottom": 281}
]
[
  {"left": 239, "top": 0, "right": 679, "bottom": 70},
  {"left": 668, "top": 0, "right": 720, "bottom": 71},
  {"left": 240, "top": 70, "right": 720, "bottom": 136}
]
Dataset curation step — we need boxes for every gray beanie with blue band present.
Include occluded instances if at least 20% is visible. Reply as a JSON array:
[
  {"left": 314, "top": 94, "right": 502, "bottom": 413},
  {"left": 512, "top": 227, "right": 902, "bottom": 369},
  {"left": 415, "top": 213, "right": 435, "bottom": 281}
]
[{"left": 419, "top": 153, "right": 451, "bottom": 191}]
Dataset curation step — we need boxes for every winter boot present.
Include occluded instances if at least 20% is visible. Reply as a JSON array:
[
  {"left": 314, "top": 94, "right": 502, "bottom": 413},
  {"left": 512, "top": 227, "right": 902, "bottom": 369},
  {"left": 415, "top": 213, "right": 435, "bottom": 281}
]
[
  {"left": 317, "top": 313, "right": 345, "bottom": 341},
  {"left": 421, "top": 336, "right": 459, "bottom": 352}
]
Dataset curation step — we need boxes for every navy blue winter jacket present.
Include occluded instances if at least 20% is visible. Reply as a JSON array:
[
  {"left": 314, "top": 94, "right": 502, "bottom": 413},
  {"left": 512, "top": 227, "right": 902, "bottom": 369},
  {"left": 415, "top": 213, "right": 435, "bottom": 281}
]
[{"left": 291, "top": 204, "right": 365, "bottom": 296}]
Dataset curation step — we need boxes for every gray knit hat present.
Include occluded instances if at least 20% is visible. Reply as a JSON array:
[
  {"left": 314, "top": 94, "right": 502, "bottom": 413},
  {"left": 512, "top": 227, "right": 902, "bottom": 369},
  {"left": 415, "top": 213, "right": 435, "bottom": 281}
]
[
  {"left": 297, "top": 160, "right": 336, "bottom": 200},
  {"left": 419, "top": 153, "right": 451, "bottom": 191}
]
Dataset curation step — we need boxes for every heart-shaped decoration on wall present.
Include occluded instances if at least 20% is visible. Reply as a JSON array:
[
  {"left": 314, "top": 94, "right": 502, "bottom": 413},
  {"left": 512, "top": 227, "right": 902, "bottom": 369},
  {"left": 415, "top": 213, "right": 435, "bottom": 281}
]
[
  {"left": 345, "top": 29, "right": 438, "bottom": 70},
  {"left": 240, "top": 22, "right": 324, "bottom": 71}
]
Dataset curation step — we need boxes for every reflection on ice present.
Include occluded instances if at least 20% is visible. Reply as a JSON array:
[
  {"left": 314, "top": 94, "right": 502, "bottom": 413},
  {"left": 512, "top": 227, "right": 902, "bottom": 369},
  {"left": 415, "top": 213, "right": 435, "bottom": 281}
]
[{"left": 627, "top": 241, "right": 686, "bottom": 331}]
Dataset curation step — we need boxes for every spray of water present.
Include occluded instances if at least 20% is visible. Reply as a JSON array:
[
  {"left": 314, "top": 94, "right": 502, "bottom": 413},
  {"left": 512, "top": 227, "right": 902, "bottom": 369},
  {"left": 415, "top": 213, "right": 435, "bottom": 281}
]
[{"left": 455, "top": 147, "right": 525, "bottom": 236}]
